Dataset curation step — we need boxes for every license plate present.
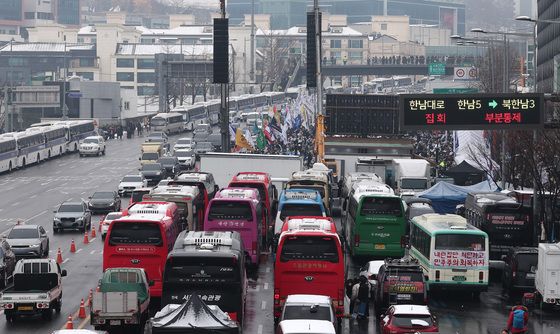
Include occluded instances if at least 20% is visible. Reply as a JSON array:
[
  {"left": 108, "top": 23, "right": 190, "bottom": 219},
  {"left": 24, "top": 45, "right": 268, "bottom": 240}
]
[
  {"left": 17, "top": 306, "right": 33, "bottom": 311},
  {"left": 526, "top": 273, "right": 536, "bottom": 279},
  {"left": 397, "top": 294, "right": 412, "bottom": 300},
  {"left": 110, "top": 320, "right": 121, "bottom": 325},
  {"left": 452, "top": 276, "right": 466, "bottom": 282},
  {"left": 375, "top": 244, "right": 385, "bottom": 250}
]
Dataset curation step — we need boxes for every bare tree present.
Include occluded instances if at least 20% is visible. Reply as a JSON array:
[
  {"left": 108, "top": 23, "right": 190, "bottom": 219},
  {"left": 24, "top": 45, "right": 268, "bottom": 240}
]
[
  {"left": 474, "top": 44, "right": 521, "bottom": 94},
  {"left": 257, "top": 32, "right": 298, "bottom": 92}
]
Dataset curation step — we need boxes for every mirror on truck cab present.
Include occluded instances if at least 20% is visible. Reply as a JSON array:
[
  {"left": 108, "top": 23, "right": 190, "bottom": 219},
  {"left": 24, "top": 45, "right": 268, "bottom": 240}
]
[
  {"left": 149, "top": 280, "right": 155, "bottom": 287},
  {"left": 61, "top": 269, "right": 67, "bottom": 277}
]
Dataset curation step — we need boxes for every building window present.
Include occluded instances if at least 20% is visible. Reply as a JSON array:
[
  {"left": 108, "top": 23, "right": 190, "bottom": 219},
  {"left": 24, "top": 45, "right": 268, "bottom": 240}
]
[
  {"left": 138, "top": 86, "right": 155, "bottom": 96},
  {"left": 137, "top": 72, "right": 156, "bottom": 83},
  {"left": 116, "top": 58, "right": 134, "bottom": 68},
  {"left": 137, "top": 58, "right": 155, "bottom": 69},
  {"left": 37, "top": 12, "right": 53, "bottom": 20},
  {"left": 124, "top": 101, "right": 130, "bottom": 110},
  {"left": 79, "top": 58, "right": 95, "bottom": 67},
  {"left": 349, "top": 51, "right": 363, "bottom": 61},
  {"left": 116, "top": 72, "right": 134, "bottom": 81},
  {"left": 350, "top": 76, "right": 362, "bottom": 87},
  {"left": 349, "top": 40, "right": 363, "bottom": 49},
  {"left": 381, "top": 23, "right": 387, "bottom": 31},
  {"left": 8, "top": 58, "right": 27, "bottom": 66},
  {"left": 24, "top": 12, "right": 35, "bottom": 19},
  {"left": 330, "top": 40, "right": 341, "bottom": 49},
  {"left": 77, "top": 37, "right": 84, "bottom": 43},
  {"left": 76, "top": 72, "right": 94, "bottom": 80},
  {"left": 332, "top": 77, "right": 342, "bottom": 85}
]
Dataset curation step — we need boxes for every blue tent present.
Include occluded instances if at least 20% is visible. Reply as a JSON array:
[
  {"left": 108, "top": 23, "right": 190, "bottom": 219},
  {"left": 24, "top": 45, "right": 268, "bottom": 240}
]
[{"left": 418, "top": 181, "right": 498, "bottom": 213}]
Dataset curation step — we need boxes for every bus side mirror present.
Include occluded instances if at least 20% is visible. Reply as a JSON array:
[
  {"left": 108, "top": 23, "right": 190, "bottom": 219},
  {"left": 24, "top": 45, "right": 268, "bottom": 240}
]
[
  {"left": 61, "top": 269, "right": 67, "bottom": 277},
  {"left": 148, "top": 280, "right": 155, "bottom": 287}
]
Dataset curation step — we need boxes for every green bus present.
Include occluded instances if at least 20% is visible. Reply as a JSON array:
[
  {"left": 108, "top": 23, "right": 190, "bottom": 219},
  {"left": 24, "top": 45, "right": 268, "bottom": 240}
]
[
  {"left": 409, "top": 213, "right": 489, "bottom": 293},
  {"left": 343, "top": 181, "right": 406, "bottom": 258}
]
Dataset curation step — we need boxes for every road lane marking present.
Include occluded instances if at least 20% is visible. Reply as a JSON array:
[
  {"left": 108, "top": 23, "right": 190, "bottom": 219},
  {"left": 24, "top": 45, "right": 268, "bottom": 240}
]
[
  {"left": 261, "top": 301, "right": 266, "bottom": 310},
  {"left": 78, "top": 315, "right": 91, "bottom": 329},
  {"left": 258, "top": 325, "right": 263, "bottom": 334},
  {"left": 11, "top": 202, "right": 20, "bottom": 207},
  {"left": 30, "top": 194, "right": 37, "bottom": 199},
  {"left": 264, "top": 283, "right": 269, "bottom": 290},
  {"left": 24, "top": 209, "right": 48, "bottom": 222},
  {"left": 76, "top": 248, "right": 83, "bottom": 253},
  {"left": 90, "top": 237, "right": 96, "bottom": 242},
  {"left": 90, "top": 250, "right": 96, "bottom": 254},
  {"left": 62, "top": 259, "right": 69, "bottom": 264}
]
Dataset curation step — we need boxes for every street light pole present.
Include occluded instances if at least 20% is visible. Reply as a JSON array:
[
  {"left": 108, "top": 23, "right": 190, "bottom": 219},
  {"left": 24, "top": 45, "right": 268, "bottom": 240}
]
[
  {"left": 250, "top": 0, "right": 255, "bottom": 83},
  {"left": 62, "top": 40, "right": 68, "bottom": 120}
]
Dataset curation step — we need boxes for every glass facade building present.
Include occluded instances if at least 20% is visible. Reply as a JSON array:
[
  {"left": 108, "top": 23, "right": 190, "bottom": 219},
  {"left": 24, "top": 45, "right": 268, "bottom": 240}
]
[
  {"left": 0, "top": 0, "right": 22, "bottom": 21},
  {"left": 57, "top": 0, "right": 80, "bottom": 25},
  {"left": 228, "top": 0, "right": 465, "bottom": 34},
  {"left": 537, "top": 0, "right": 560, "bottom": 93}
]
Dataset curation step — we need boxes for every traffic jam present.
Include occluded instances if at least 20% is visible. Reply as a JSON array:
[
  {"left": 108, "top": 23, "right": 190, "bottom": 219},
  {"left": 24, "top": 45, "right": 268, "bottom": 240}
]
[{"left": 0, "top": 124, "right": 558, "bottom": 334}]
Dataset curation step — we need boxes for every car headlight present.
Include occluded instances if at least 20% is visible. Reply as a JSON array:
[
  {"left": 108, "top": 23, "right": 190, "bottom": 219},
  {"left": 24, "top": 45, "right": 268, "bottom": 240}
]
[
  {"left": 54, "top": 217, "right": 61, "bottom": 222},
  {"left": 76, "top": 218, "right": 83, "bottom": 222},
  {"left": 29, "top": 244, "right": 40, "bottom": 248}
]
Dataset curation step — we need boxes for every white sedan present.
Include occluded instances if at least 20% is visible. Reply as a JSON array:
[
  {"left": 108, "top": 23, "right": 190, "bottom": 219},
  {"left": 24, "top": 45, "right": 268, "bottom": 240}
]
[
  {"left": 173, "top": 137, "right": 194, "bottom": 152},
  {"left": 79, "top": 136, "right": 106, "bottom": 157},
  {"left": 99, "top": 212, "right": 123, "bottom": 239},
  {"left": 118, "top": 174, "right": 148, "bottom": 196}
]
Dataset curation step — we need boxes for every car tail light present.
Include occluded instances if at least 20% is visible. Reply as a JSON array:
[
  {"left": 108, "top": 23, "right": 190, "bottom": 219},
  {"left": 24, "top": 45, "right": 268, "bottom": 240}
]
[
  {"left": 228, "top": 312, "right": 238, "bottom": 321},
  {"left": 252, "top": 241, "right": 257, "bottom": 255},
  {"left": 37, "top": 302, "right": 49, "bottom": 309},
  {"left": 338, "top": 289, "right": 344, "bottom": 306},
  {"left": 354, "top": 234, "right": 360, "bottom": 247},
  {"left": 479, "top": 271, "right": 484, "bottom": 282},
  {"left": 2, "top": 303, "right": 14, "bottom": 309},
  {"left": 512, "top": 261, "right": 517, "bottom": 279},
  {"left": 274, "top": 289, "right": 280, "bottom": 305},
  {"left": 435, "top": 270, "right": 440, "bottom": 282}
]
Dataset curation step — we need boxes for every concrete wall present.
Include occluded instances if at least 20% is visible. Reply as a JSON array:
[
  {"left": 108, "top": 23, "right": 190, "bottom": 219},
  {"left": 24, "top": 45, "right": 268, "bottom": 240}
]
[
  {"left": 372, "top": 16, "right": 410, "bottom": 42},
  {"left": 78, "top": 81, "right": 121, "bottom": 120}
]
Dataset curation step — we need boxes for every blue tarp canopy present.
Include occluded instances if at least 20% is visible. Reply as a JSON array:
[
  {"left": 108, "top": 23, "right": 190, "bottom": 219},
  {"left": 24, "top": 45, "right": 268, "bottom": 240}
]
[{"left": 418, "top": 181, "right": 499, "bottom": 213}]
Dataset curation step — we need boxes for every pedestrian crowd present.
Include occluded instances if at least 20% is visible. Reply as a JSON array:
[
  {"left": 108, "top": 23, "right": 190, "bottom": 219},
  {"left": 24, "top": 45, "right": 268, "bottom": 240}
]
[
  {"left": 322, "top": 55, "right": 484, "bottom": 66},
  {"left": 99, "top": 121, "right": 149, "bottom": 141}
]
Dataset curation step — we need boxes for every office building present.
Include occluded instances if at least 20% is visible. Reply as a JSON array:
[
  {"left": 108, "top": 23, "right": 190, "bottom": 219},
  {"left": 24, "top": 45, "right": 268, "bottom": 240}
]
[{"left": 56, "top": 0, "right": 81, "bottom": 26}]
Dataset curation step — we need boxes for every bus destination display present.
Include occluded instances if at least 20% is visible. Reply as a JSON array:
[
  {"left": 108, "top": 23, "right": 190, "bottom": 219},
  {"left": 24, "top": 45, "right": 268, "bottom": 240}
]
[{"left": 399, "top": 94, "right": 544, "bottom": 130}]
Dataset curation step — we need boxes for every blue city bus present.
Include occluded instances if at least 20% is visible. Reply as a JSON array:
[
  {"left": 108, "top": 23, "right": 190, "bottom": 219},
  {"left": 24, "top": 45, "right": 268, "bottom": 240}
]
[{"left": 273, "top": 189, "right": 326, "bottom": 239}]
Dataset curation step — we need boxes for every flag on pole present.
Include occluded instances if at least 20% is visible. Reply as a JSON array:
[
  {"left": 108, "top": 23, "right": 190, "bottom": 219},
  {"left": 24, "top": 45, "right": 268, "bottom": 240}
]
[
  {"left": 256, "top": 128, "right": 266, "bottom": 150},
  {"left": 244, "top": 128, "right": 255, "bottom": 147},
  {"left": 229, "top": 124, "right": 236, "bottom": 141},
  {"left": 235, "top": 128, "right": 253, "bottom": 151}
]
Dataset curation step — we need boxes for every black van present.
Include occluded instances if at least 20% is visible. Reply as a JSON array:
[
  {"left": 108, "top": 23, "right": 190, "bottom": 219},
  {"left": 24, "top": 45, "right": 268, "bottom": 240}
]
[{"left": 502, "top": 247, "right": 538, "bottom": 292}]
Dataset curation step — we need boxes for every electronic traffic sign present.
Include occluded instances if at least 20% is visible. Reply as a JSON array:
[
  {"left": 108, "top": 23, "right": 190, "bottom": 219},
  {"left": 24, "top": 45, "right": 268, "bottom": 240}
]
[{"left": 399, "top": 93, "right": 544, "bottom": 130}]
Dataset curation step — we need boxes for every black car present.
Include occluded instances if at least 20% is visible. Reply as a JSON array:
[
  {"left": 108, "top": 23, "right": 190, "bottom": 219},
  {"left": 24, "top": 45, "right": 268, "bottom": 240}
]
[
  {"left": 88, "top": 191, "right": 121, "bottom": 214},
  {"left": 0, "top": 239, "right": 16, "bottom": 289},
  {"left": 140, "top": 163, "right": 167, "bottom": 186},
  {"left": 158, "top": 156, "right": 180, "bottom": 176},
  {"left": 502, "top": 247, "right": 538, "bottom": 292}
]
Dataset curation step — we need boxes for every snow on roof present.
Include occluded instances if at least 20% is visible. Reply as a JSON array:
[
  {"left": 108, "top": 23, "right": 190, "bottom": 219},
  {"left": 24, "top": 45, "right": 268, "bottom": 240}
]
[
  {"left": 278, "top": 319, "right": 336, "bottom": 333},
  {"left": 136, "top": 25, "right": 213, "bottom": 36},
  {"left": 285, "top": 294, "right": 331, "bottom": 305},
  {"left": 116, "top": 43, "right": 216, "bottom": 56},
  {"left": 256, "top": 26, "right": 364, "bottom": 37},
  {"left": 0, "top": 43, "right": 95, "bottom": 53},
  {"left": 392, "top": 304, "right": 431, "bottom": 316}
]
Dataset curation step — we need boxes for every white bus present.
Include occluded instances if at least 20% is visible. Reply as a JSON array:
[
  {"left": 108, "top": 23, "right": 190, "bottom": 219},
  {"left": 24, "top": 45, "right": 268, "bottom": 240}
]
[
  {"left": 205, "top": 101, "right": 221, "bottom": 126},
  {"left": 63, "top": 120, "right": 97, "bottom": 152},
  {"left": 0, "top": 136, "right": 17, "bottom": 173},
  {"left": 184, "top": 103, "right": 208, "bottom": 131},
  {"left": 409, "top": 213, "right": 489, "bottom": 295},
  {"left": 26, "top": 125, "right": 67, "bottom": 159},
  {"left": 13, "top": 130, "right": 46, "bottom": 167},
  {"left": 151, "top": 112, "right": 185, "bottom": 134}
]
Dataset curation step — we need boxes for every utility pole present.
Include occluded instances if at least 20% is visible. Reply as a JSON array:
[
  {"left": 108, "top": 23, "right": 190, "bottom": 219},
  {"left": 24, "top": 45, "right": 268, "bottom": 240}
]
[
  {"left": 250, "top": 0, "right": 255, "bottom": 83},
  {"left": 216, "top": 0, "right": 230, "bottom": 153},
  {"left": 314, "top": 0, "right": 325, "bottom": 162},
  {"left": 62, "top": 40, "right": 68, "bottom": 120}
]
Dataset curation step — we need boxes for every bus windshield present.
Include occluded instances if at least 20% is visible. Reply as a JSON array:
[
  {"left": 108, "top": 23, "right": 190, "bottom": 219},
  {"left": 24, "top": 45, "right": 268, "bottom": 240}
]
[
  {"left": 280, "top": 204, "right": 323, "bottom": 220},
  {"left": 289, "top": 185, "right": 325, "bottom": 198},
  {"left": 208, "top": 202, "right": 253, "bottom": 220},
  {"left": 131, "top": 191, "right": 149, "bottom": 203},
  {"left": 109, "top": 222, "right": 163, "bottom": 246},
  {"left": 280, "top": 236, "right": 339, "bottom": 263},
  {"left": 360, "top": 197, "right": 402, "bottom": 216},
  {"left": 230, "top": 183, "right": 266, "bottom": 201},
  {"left": 165, "top": 256, "right": 239, "bottom": 283},
  {"left": 435, "top": 234, "right": 485, "bottom": 251},
  {"left": 401, "top": 178, "right": 428, "bottom": 189},
  {"left": 151, "top": 118, "right": 166, "bottom": 126}
]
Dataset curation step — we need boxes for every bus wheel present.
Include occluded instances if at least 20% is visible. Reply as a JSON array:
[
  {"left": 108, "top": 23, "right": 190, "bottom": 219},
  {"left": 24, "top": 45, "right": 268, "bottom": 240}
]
[
  {"left": 22, "top": 158, "right": 26, "bottom": 168},
  {"left": 48, "top": 150, "right": 51, "bottom": 159},
  {"left": 8, "top": 162, "right": 12, "bottom": 172},
  {"left": 74, "top": 143, "right": 77, "bottom": 151},
  {"left": 60, "top": 147, "right": 63, "bottom": 155},
  {"left": 37, "top": 154, "right": 40, "bottom": 163}
]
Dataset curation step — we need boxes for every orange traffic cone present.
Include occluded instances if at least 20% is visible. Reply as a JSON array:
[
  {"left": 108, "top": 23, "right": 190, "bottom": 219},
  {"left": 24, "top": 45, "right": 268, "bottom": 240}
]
[
  {"left": 83, "top": 231, "right": 89, "bottom": 244},
  {"left": 87, "top": 289, "right": 93, "bottom": 307},
  {"left": 56, "top": 248, "right": 63, "bottom": 264},
  {"left": 70, "top": 240, "right": 76, "bottom": 253},
  {"left": 98, "top": 223, "right": 102, "bottom": 232},
  {"left": 78, "top": 299, "right": 86, "bottom": 319},
  {"left": 91, "top": 227, "right": 96, "bottom": 238},
  {"left": 65, "top": 315, "right": 74, "bottom": 329}
]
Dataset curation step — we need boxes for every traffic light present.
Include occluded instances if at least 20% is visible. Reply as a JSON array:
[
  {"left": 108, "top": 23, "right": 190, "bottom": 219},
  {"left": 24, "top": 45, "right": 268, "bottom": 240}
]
[
  {"left": 306, "top": 12, "right": 321, "bottom": 88},
  {"left": 213, "top": 18, "right": 229, "bottom": 84}
]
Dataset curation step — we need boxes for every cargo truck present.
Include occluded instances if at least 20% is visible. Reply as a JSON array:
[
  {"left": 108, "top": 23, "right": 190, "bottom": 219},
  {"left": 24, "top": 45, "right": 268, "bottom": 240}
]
[
  {"left": 535, "top": 242, "right": 560, "bottom": 308},
  {"left": 391, "top": 159, "right": 431, "bottom": 196}
]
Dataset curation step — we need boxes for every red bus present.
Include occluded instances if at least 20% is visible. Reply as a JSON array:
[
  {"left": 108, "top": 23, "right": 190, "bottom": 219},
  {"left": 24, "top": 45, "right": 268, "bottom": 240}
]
[
  {"left": 228, "top": 172, "right": 277, "bottom": 247},
  {"left": 281, "top": 216, "right": 337, "bottom": 234},
  {"left": 274, "top": 229, "right": 345, "bottom": 322},
  {"left": 103, "top": 202, "right": 181, "bottom": 298}
]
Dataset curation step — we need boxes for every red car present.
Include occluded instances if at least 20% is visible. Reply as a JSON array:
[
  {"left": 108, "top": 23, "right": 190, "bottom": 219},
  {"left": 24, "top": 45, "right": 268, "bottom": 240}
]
[{"left": 380, "top": 305, "right": 438, "bottom": 334}]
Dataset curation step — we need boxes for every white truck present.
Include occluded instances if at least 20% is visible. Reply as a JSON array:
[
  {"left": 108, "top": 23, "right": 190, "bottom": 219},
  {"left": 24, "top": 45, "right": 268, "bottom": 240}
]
[
  {"left": 0, "top": 259, "right": 66, "bottom": 322},
  {"left": 199, "top": 152, "right": 303, "bottom": 189},
  {"left": 535, "top": 242, "right": 560, "bottom": 307},
  {"left": 91, "top": 268, "right": 151, "bottom": 331},
  {"left": 391, "top": 159, "right": 431, "bottom": 197}
]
